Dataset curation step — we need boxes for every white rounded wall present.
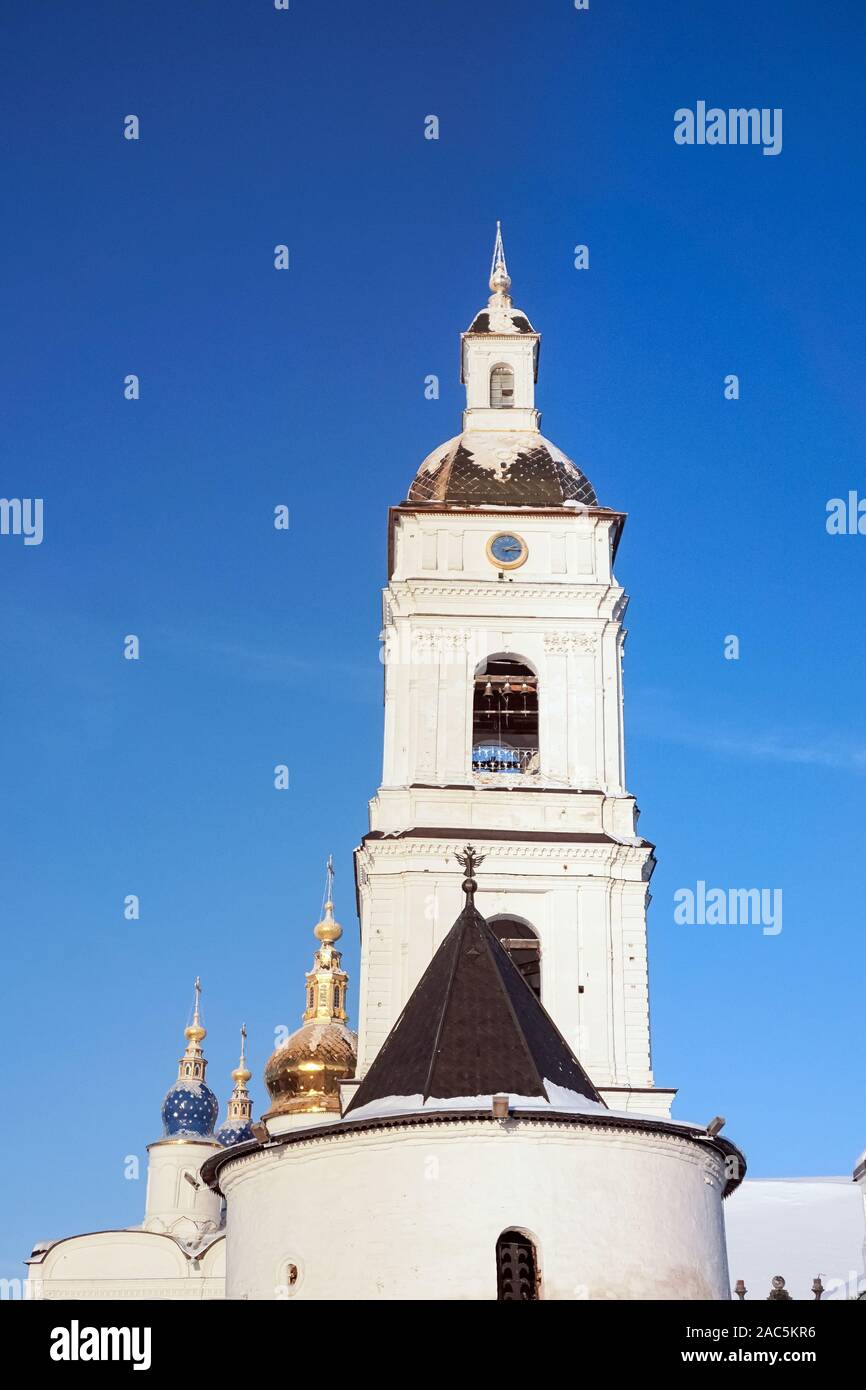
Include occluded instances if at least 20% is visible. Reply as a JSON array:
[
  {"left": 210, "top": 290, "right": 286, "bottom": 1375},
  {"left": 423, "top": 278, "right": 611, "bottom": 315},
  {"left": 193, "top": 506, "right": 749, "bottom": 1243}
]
[
  {"left": 220, "top": 1117, "right": 731, "bottom": 1300},
  {"left": 144, "top": 1138, "right": 223, "bottom": 1238}
]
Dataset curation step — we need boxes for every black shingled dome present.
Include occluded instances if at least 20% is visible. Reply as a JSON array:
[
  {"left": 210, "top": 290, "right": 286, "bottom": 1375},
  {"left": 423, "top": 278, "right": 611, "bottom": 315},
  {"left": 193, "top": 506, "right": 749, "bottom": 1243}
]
[
  {"left": 345, "top": 891, "right": 604, "bottom": 1114},
  {"left": 408, "top": 434, "right": 599, "bottom": 508},
  {"left": 466, "top": 309, "right": 534, "bottom": 335}
]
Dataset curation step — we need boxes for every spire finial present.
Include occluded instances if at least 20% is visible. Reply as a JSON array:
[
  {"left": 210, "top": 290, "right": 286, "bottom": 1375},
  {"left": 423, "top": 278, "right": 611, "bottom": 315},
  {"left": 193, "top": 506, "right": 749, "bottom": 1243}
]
[
  {"left": 231, "top": 1022, "right": 252, "bottom": 1088},
  {"left": 302, "top": 856, "right": 349, "bottom": 1024},
  {"left": 489, "top": 221, "right": 511, "bottom": 298},
  {"left": 161, "top": 980, "right": 219, "bottom": 1137},
  {"left": 217, "top": 1022, "right": 254, "bottom": 1145},
  {"left": 176, "top": 977, "right": 209, "bottom": 1083},
  {"left": 184, "top": 975, "right": 206, "bottom": 1046},
  {"left": 315, "top": 854, "right": 342, "bottom": 945},
  {"left": 455, "top": 844, "right": 486, "bottom": 903}
]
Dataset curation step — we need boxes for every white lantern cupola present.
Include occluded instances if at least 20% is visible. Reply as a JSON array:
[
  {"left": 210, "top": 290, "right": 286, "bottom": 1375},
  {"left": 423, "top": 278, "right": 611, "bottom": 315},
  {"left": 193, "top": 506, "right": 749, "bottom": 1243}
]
[{"left": 461, "top": 222, "right": 541, "bottom": 433}]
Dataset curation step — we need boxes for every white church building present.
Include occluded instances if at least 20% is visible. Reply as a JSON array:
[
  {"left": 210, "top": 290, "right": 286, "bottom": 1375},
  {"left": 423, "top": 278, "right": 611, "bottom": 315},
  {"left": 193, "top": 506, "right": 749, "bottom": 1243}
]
[{"left": 26, "top": 231, "right": 866, "bottom": 1301}]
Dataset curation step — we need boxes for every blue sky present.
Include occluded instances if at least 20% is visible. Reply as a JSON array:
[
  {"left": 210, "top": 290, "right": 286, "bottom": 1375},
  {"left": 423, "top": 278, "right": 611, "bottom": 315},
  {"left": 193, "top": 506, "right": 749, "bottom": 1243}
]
[{"left": 2, "top": 0, "right": 865, "bottom": 1276}]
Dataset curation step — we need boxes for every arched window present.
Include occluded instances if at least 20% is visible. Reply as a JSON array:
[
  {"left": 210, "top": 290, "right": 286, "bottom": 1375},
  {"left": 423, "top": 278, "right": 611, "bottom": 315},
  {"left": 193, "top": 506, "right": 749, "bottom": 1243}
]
[
  {"left": 489, "top": 917, "right": 541, "bottom": 999},
  {"left": 490, "top": 364, "right": 515, "bottom": 408},
  {"left": 178, "top": 1169, "right": 198, "bottom": 1207},
  {"left": 472, "top": 656, "right": 538, "bottom": 775},
  {"left": 496, "top": 1230, "right": 539, "bottom": 1301}
]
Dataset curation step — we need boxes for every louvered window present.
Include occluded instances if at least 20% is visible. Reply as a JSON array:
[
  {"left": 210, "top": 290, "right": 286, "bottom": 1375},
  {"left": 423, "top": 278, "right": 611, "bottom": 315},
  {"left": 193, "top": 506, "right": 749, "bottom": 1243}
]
[
  {"left": 496, "top": 1230, "right": 539, "bottom": 1301},
  {"left": 490, "top": 364, "right": 515, "bottom": 407}
]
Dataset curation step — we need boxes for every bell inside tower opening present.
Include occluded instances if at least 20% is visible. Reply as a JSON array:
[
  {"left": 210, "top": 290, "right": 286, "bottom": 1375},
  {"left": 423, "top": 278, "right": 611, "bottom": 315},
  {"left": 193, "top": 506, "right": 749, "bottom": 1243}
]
[{"left": 472, "top": 656, "right": 539, "bottom": 774}]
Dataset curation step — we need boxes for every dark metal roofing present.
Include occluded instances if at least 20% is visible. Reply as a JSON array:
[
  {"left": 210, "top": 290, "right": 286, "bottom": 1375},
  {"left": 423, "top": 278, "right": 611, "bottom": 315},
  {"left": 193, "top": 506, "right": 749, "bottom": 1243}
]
[
  {"left": 466, "top": 309, "right": 535, "bottom": 335},
  {"left": 408, "top": 434, "right": 598, "bottom": 508},
  {"left": 344, "top": 896, "right": 604, "bottom": 1115}
]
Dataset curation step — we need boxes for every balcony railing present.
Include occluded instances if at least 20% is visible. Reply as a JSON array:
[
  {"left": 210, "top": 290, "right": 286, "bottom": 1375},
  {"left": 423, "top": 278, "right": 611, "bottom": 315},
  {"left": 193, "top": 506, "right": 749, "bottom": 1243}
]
[{"left": 472, "top": 745, "right": 539, "bottom": 774}]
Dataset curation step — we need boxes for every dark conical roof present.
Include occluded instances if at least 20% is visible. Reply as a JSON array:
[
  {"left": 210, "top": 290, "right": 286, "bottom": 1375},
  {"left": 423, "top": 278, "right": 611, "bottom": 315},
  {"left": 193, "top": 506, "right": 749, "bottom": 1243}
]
[{"left": 345, "top": 895, "right": 603, "bottom": 1115}]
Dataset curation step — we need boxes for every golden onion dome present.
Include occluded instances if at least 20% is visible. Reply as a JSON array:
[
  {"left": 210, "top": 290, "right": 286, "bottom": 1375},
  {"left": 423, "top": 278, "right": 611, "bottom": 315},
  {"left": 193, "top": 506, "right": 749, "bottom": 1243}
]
[
  {"left": 313, "top": 898, "right": 342, "bottom": 946},
  {"left": 231, "top": 1057, "right": 252, "bottom": 1087},
  {"left": 263, "top": 1020, "right": 357, "bottom": 1119}
]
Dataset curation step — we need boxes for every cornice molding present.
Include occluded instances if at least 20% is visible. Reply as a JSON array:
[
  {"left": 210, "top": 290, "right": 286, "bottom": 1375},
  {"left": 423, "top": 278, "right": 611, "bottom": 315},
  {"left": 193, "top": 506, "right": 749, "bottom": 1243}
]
[
  {"left": 357, "top": 838, "right": 653, "bottom": 866},
  {"left": 215, "top": 1114, "right": 725, "bottom": 1186},
  {"left": 389, "top": 580, "right": 617, "bottom": 604}
]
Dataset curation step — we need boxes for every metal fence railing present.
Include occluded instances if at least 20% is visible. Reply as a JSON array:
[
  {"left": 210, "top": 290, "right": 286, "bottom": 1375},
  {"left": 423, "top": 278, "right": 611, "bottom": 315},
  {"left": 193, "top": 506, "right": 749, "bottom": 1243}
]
[{"left": 472, "top": 746, "right": 539, "bottom": 774}]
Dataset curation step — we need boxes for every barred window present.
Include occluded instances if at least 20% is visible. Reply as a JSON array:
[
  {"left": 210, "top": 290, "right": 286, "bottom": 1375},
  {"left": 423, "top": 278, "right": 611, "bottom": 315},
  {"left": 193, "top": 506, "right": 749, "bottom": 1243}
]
[{"left": 496, "top": 1230, "right": 539, "bottom": 1301}]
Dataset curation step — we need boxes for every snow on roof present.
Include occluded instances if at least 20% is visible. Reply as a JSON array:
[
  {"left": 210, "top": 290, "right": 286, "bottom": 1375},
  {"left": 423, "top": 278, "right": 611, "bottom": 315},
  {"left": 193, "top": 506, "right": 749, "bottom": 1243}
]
[
  {"left": 725, "top": 1178, "right": 866, "bottom": 1301},
  {"left": 344, "top": 1083, "right": 709, "bottom": 1135},
  {"left": 345, "top": 1084, "right": 608, "bottom": 1124}
]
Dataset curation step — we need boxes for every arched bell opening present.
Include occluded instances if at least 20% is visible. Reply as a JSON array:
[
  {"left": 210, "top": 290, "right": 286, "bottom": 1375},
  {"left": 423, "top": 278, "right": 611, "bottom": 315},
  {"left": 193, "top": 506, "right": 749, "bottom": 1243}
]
[
  {"left": 490, "top": 363, "right": 515, "bottom": 408},
  {"left": 472, "top": 655, "right": 538, "bottom": 774}
]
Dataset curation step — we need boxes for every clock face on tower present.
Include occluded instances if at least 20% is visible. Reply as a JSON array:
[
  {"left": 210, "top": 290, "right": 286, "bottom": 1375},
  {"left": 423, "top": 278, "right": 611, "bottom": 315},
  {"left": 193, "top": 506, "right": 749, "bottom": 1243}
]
[{"left": 486, "top": 531, "right": 528, "bottom": 570}]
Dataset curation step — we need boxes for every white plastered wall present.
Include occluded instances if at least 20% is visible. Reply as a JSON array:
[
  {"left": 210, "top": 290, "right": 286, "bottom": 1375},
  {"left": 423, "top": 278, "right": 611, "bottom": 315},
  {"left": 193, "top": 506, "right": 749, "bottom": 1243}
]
[{"left": 221, "top": 1120, "right": 730, "bottom": 1301}]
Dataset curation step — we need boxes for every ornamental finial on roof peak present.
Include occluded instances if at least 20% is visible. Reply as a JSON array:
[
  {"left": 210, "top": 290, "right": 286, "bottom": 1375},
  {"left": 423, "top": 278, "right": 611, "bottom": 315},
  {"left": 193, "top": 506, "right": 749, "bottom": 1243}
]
[{"left": 488, "top": 221, "right": 512, "bottom": 301}]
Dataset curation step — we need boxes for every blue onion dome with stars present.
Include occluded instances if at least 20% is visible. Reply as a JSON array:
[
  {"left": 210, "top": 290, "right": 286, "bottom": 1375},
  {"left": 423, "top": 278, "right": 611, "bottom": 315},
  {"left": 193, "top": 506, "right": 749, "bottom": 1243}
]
[
  {"left": 216, "top": 1024, "right": 255, "bottom": 1147},
  {"left": 160, "top": 977, "right": 220, "bottom": 1139}
]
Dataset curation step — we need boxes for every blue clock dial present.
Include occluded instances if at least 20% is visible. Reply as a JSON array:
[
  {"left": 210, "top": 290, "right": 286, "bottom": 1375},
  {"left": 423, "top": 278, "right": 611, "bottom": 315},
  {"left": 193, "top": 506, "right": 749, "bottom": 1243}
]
[{"left": 489, "top": 533, "right": 526, "bottom": 566}]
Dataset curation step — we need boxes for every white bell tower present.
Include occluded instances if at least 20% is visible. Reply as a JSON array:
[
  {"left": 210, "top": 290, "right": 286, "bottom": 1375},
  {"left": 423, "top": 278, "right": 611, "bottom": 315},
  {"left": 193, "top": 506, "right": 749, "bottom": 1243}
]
[{"left": 353, "top": 229, "right": 675, "bottom": 1117}]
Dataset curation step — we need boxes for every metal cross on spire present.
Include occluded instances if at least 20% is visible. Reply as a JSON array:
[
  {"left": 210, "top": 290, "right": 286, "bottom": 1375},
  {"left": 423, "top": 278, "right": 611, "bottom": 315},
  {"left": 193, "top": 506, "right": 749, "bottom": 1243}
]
[
  {"left": 182, "top": 975, "right": 207, "bottom": 1060},
  {"left": 231, "top": 1021, "right": 251, "bottom": 1089}
]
